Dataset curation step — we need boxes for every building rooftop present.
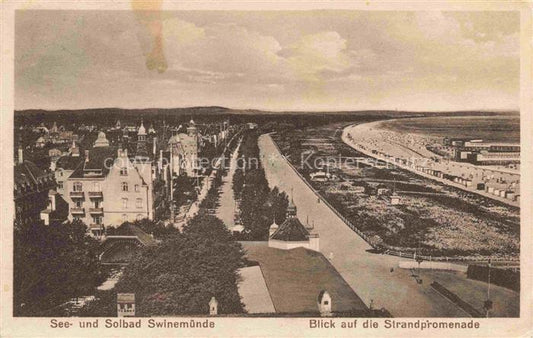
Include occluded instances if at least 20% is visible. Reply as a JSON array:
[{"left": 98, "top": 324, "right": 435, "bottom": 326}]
[
  {"left": 237, "top": 266, "right": 276, "bottom": 314},
  {"left": 56, "top": 155, "right": 84, "bottom": 171},
  {"left": 270, "top": 217, "right": 310, "bottom": 242},
  {"left": 241, "top": 242, "right": 368, "bottom": 314},
  {"left": 15, "top": 159, "right": 50, "bottom": 187},
  {"left": 107, "top": 223, "right": 157, "bottom": 247},
  {"left": 70, "top": 146, "right": 117, "bottom": 179}
]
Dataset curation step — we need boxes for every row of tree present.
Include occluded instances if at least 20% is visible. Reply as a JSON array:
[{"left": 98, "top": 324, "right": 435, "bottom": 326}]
[
  {"left": 232, "top": 131, "right": 288, "bottom": 240},
  {"left": 198, "top": 131, "right": 243, "bottom": 213}
]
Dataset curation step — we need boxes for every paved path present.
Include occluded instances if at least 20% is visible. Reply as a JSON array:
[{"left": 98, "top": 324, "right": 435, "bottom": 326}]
[
  {"left": 258, "top": 133, "right": 466, "bottom": 317},
  {"left": 216, "top": 140, "right": 241, "bottom": 230}
]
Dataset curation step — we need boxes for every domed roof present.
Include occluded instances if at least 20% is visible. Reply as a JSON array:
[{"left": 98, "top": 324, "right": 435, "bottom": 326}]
[
  {"left": 270, "top": 221, "right": 279, "bottom": 229},
  {"left": 94, "top": 131, "right": 109, "bottom": 147}
]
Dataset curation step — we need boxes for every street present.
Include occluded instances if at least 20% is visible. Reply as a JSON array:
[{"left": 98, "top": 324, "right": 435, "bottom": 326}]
[{"left": 216, "top": 140, "right": 242, "bottom": 229}]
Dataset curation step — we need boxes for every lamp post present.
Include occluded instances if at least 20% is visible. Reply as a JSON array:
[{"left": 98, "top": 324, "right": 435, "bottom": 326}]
[
  {"left": 414, "top": 244, "right": 424, "bottom": 284},
  {"left": 484, "top": 258, "right": 493, "bottom": 317}
]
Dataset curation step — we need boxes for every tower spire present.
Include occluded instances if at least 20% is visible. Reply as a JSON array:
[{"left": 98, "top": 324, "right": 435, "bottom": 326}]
[
  {"left": 290, "top": 187, "right": 294, "bottom": 204},
  {"left": 287, "top": 187, "right": 297, "bottom": 218}
]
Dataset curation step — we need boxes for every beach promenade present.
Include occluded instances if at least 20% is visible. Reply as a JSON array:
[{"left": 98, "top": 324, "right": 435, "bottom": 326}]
[
  {"left": 258, "top": 132, "right": 518, "bottom": 317},
  {"left": 258, "top": 133, "right": 466, "bottom": 317}
]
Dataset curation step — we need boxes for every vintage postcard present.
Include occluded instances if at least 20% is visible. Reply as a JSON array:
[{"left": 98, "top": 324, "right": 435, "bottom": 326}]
[{"left": 1, "top": 0, "right": 532, "bottom": 337}]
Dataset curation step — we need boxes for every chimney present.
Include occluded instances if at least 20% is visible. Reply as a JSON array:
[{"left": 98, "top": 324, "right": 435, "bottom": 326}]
[
  {"left": 71, "top": 141, "right": 79, "bottom": 157},
  {"left": 153, "top": 137, "right": 157, "bottom": 156},
  {"left": 209, "top": 297, "right": 218, "bottom": 316},
  {"left": 18, "top": 146, "right": 23, "bottom": 164},
  {"left": 85, "top": 150, "right": 89, "bottom": 162},
  {"left": 48, "top": 190, "right": 56, "bottom": 211},
  {"left": 269, "top": 221, "right": 278, "bottom": 238}
]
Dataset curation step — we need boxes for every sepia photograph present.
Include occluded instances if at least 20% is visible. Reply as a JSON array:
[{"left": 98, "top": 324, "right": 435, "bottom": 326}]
[{"left": 2, "top": 1, "right": 532, "bottom": 337}]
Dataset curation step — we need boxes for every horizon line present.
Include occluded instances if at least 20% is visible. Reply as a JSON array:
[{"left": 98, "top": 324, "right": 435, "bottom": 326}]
[{"left": 14, "top": 106, "right": 520, "bottom": 114}]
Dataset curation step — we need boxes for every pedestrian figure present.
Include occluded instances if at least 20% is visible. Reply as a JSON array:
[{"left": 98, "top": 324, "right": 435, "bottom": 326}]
[
  {"left": 390, "top": 267, "right": 394, "bottom": 273},
  {"left": 329, "top": 252, "right": 334, "bottom": 260}
]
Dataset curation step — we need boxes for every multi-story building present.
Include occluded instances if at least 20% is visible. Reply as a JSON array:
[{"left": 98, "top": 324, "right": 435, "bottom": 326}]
[
  {"left": 53, "top": 142, "right": 84, "bottom": 195},
  {"left": 34, "top": 122, "right": 79, "bottom": 148},
  {"left": 14, "top": 147, "right": 56, "bottom": 223},
  {"left": 450, "top": 139, "right": 521, "bottom": 165},
  {"left": 167, "top": 119, "right": 199, "bottom": 177},
  {"left": 65, "top": 127, "right": 154, "bottom": 237}
]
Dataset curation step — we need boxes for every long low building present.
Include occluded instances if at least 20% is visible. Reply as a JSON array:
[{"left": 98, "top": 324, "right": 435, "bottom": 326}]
[{"left": 474, "top": 151, "right": 520, "bottom": 165}]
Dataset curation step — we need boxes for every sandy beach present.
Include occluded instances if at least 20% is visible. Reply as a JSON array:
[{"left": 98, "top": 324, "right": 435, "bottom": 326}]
[{"left": 343, "top": 120, "right": 520, "bottom": 208}]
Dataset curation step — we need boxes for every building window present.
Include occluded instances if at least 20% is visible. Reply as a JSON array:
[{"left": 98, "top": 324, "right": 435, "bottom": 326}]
[
  {"left": 120, "top": 167, "right": 128, "bottom": 176},
  {"left": 121, "top": 182, "right": 128, "bottom": 192},
  {"left": 136, "top": 214, "right": 143, "bottom": 221},
  {"left": 134, "top": 184, "right": 140, "bottom": 192},
  {"left": 73, "top": 182, "right": 83, "bottom": 192},
  {"left": 75, "top": 200, "right": 82, "bottom": 208},
  {"left": 136, "top": 198, "right": 142, "bottom": 208},
  {"left": 122, "top": 214, "right": 128, "bottom": 222},
  {"left": 92, "top": 216, "right": 102, "bottom": 224},
  {"left": 122, "top": 198, "right": 128, "bottom": 209},
  {"left": 58, "top": 181, "right": 63, "bottom": 190}
]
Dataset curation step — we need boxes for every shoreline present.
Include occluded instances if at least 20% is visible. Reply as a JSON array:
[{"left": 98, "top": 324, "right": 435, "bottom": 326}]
[
  {"left": 341, "top": 120, "right": 520, "bottom": 208},
  {"left": 378, "top": 115, "right": 520, "bottom": 144}
]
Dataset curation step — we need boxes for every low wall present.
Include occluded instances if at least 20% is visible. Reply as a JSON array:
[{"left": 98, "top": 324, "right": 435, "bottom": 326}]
[
  {"left": 430, "top": 281, "right": 483, "bottom": 318},
  {"left": 398, "top": 260, "right": 468, "bottom": 272}
]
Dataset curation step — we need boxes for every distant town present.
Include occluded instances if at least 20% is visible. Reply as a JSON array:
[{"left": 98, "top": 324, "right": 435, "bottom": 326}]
[{"left": 14, "top": 109, "right": 520, "bottom": 318}]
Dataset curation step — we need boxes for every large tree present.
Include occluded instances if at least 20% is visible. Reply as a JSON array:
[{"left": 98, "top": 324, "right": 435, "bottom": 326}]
[
  {"left": 114, "top": 214, "right": 245, "bottom": 316},
  {"left": 14, "top": 220, "right": 102, "bottom": 316}
]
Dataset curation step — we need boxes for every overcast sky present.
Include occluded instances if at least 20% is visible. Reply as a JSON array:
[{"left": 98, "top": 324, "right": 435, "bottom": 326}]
[{"left": 15, "top": 10, "right": 519, "bottom": 111}]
